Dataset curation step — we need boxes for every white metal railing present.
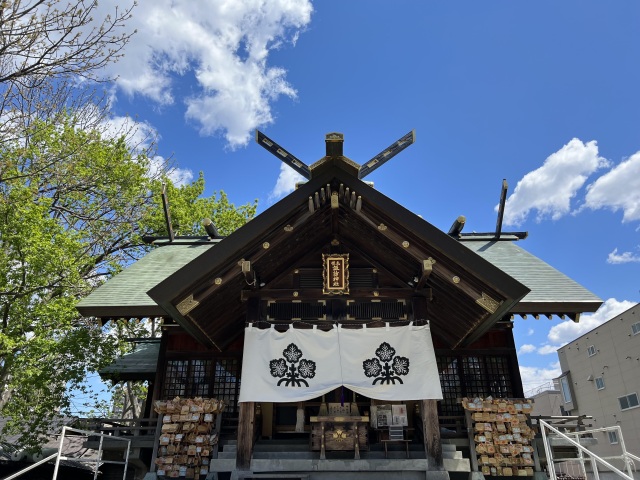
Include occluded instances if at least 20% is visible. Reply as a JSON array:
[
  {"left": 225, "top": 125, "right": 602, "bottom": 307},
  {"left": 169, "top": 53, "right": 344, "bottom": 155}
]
[
  {"left": 1, "top": 426, "right": 131, "bottom": 480},
  {"left": 539, "top": 420, "right": 640, "bottom": 480}
]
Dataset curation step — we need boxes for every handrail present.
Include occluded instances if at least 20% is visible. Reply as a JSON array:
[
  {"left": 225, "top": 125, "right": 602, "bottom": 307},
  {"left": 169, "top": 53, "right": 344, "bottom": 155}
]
[
  {"left": 0, "top": 453, "right": 58, "bottom": 480},
  {"left": 539, "top": 420, "right": 634, "bottom": 480},
  {"left": 0, "top": 426, "right": 132, "bottom": 480},
  {"left": 79, "top": 417, "right": 158, "bottom": 437},
  {"left": 53, "top": 426, "right": 131, "bottom": 480}
]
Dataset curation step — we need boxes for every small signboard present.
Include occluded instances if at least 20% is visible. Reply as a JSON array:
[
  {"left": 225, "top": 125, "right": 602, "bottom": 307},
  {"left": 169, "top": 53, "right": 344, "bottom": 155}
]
[{"left": 323, "top": 254, "right": 349, "bottom": 295}]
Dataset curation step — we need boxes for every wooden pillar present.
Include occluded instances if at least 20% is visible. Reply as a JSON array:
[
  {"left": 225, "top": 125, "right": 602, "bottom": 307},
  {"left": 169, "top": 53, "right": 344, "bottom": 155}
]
[
  {"left": 236, "top": 402, "right": 255, "bottom": 470},
  {"left": 421, "top": 399, "right": 444, "bottom": 469},
  {"left": 237, "top": 297, "right": 260, "bottom": 470}
]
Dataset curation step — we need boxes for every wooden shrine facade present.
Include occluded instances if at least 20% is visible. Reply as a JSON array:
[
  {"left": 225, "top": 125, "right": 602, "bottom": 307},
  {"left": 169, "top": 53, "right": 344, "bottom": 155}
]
[{"left": 78, "top": 132, "right": 602, "bottom": 477}]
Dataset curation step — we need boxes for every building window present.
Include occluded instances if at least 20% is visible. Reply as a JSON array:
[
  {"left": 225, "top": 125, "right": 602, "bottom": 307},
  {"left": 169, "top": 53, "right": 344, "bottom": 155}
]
[
  {"left": 162, "top": 357, "right": 242, "bottom": 414},
  {"left": 595, "top": 377, "right": 605, "bottom": 390},
  {"left": 587, "top": 345, "right": 597, "bottom": 356},
  {"left": 608, "top": 430, "right": 619, "bottom": 444},
  {"left": 560, "top": 376, "right": 572, "bottom": 403},
  {"left": 436, "top": 354, "right": 515, "bottom": 419},
  {"left": 632, "top": 322, "right": 640, "bottom": 336},
  {"left": 618, "top": 393, "right": 640, "bottom": 411}
]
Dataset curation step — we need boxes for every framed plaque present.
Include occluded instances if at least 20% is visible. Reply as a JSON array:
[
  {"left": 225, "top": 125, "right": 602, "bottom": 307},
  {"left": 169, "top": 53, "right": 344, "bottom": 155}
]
[{"left": 322, "top": 253, "right": 349, "bottom": 295}]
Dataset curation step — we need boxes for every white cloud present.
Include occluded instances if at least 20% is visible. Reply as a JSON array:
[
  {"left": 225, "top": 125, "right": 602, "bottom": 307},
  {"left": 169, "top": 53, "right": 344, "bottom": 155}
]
[
  {"left": 547, "top": 298, "right": 637, "bottom": 345},
  {"left": 527, "top": 328, "right": 534, "bottom": 336},
  {"left": 502, "top": 139, "right": 609, "bottom": 226},
  {"left": 520, "top": 363, "right": 562, "bottom": 390},
  {"left": 270, "top": 163, "right": 306, "bottom": 200},
  {"left": 607, "top": 248, "right": 640, "bottom": 264},
  {"left": 101, "top": 115, "right": 157, "bottom": 153},
  {"left": 518, "top": 344, "right": 537, "bottom": 355},
  {"left": 537, "top": 344, "right": 561, "bottom": 355},
  {"left": 101, "top": 0, "right": 313, "bottom": 148},
  {"left": 583, "top": 151, "right": 640, "bottom": 223},
  {"left": 149, "top": 156, "right": 194, "bottom": 187}
]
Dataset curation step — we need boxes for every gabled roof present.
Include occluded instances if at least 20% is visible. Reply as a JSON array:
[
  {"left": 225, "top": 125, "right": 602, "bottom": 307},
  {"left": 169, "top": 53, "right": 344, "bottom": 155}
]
[
  {"left": 99, "top": 341, "right": 160, "bottom": 381},
  {"left": 77, "top": 136, "right": 603, "bottom": 352},
  {"left": 148, "top": 165, "right": 531, "bottom": 350},
  {"left": 77, "top": 239, "right": 218, "bottom": 318},
  {"left": 462, "top": 238, "right": 602, "bottom": 317}
]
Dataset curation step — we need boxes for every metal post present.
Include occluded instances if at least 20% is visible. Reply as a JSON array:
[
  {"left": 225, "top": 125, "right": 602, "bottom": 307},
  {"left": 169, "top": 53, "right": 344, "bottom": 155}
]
[
  {"left": 93, "top": 433, "right": 104, "bottom": 480},
  {"left": 590, "top": 453, "right": 601, "bottom": 480},
  {"left": 540, "top": 421, "right": 556, "bottom": 480},
  {"left": 122, "top": 440, "right": 131, "bottom": 480},
  {"left": 575, "top": 431, "right": 587, "bottom": 480},
  {"left": 616, "top": 425, "right": 634, "bottom": 478},
  {"left": 52, "top": 426, "right": 66, "bottom": 480}
]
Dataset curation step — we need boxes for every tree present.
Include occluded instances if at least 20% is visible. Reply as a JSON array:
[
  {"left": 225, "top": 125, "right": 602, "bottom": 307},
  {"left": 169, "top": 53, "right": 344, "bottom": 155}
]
[
  {"left": 0, "top": 0, "right": 135, "bottom": 142},
  {"left": 0, "top": 115, "right": 257, "bottom": 449}
]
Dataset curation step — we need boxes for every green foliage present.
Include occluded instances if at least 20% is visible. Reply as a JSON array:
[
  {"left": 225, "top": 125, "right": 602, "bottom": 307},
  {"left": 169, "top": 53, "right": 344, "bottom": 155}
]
[
  {"left": 146, "top": 173, "right": 257, "bottom": 238},
  {"left": 0, "top": 115, "right": 256, "bottom": 449}
]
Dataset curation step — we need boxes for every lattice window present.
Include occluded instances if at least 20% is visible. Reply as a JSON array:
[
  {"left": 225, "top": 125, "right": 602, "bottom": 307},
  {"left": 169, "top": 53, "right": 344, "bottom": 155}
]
[
  {"left": 162, "top": 358, "right": 241, "bottom": 413},
  {"left": 484, "top": 356, "right": 513, "bottom": 399},
  {"left": 163, "top": 360, "right": 188, "bottom": 398},
  {"left": 437, "top": 356, "right": 463, "bottom": 417},
  {"left": 437, "top": 354, "right": 515, "bottom": 421},
  {"left": 212, "top": 358, "right": 241, "bottom": 414}
]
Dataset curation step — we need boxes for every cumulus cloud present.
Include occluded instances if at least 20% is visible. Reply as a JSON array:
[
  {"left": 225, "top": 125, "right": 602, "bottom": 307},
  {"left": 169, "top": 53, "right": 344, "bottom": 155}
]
[
  {"left": 546, "top": 298, "right": 636, "bottom": 345},
  {"left": 527, "top": 328, "right": 534, "bottom": 336},
  {"left": 537, "top": 344, "right": 561, "bottom": 355},
  {"left": 502, "top": 139, "right": 609, "bottom": 226},
  {"left": 100, "top": 0, "right": 313, "bottom": 148},
  {"left": 518, "top": 344, "right": 537, "bottom": 355},
  {"left": 583, "top": 151, "right": 640, "bottom": 223},
  {"left": 270, "top": 163, "right": 306, "bottom": 200},
  {"left": 520, "top": 362, "right": 562, "bottom": 391},
  {"left": 607, "top": 248, "right": 640, "bottom": 264}
]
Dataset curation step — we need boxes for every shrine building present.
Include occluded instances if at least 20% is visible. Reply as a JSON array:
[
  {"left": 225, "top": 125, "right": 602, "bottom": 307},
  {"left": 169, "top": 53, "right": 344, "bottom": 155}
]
[{"left": 77, "top": 131, "right": 602, "bottom": 480}]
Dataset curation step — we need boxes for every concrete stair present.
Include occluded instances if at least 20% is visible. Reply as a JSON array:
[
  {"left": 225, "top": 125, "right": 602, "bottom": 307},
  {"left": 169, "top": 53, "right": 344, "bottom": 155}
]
[{"left": 211, "top": 438, "right": 470, "bottom": 473}]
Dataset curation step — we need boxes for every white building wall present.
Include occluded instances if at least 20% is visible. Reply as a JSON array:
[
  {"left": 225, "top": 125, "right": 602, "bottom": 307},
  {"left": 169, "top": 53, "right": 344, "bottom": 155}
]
[
  {"left": 556, "top": 303, "right": 640, "bottom": 466},
  {"left": 530, "top": 389, "right": 563, "bottom": 417}
]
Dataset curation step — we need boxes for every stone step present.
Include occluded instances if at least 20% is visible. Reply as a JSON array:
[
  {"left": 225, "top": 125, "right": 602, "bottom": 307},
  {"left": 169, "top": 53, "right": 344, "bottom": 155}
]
[
  {"left": 217, "top": 450, "right": 462, "bottom": 461},
  {"left": 237, "top": 474, "right": 309, "bottom": 480},
  {"left": 441, "top": 443, "right": 457, "bottom": 452},
  {"left": 208, "top": 457, "right": 467, "bottom": 475},
  {"left": 443, "top": 457, "right": 471, "bottom": 472}
]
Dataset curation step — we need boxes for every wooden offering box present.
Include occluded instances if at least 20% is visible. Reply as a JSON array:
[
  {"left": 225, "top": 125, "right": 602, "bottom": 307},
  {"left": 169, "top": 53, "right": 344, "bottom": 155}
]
[{"left": 310, "top": 416, "right": 369, "bottom": 459}]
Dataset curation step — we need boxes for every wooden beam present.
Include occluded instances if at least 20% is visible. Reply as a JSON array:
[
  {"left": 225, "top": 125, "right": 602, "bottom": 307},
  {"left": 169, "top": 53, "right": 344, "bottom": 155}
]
[
  {"left": 416, "top": 258, "right": 434, "bottom": 290},
  {"left": 241, "top": 260, "right": 257, "bottom": 288},
  {"left": 240, "top": 287, "right": 421, "bottom": 302},
  {"left": 421, "top": 399, "right": 444, "bottom": 469},
  {"left": 161, "top": 183, "right": 175, "bottom": 242},
  {"left": 495, "top": 179, "right": 508, "bottom": 238},
  {"left": 236, "top": 402, "right": 256, "bottom": 470}
]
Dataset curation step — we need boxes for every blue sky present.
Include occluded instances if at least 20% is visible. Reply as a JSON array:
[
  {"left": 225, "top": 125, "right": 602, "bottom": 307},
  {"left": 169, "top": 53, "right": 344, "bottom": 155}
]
[{"left": 93, "top": 0, "right": 639, "bottom": 394}]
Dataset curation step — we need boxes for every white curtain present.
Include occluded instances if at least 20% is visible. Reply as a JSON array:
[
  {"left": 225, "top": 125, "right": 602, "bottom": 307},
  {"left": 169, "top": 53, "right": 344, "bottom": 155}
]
[{"left": 238, "top": 323, "right": 442, "bottom": 403}]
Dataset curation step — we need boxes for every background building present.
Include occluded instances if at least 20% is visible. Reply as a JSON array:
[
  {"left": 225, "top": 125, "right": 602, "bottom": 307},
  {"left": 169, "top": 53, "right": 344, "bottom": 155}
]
[
  {"left": 528, "top": 381, "right": 563, "bottom": 418},
  {"left": 556, "top": 303, "right": 640, "bottom": 462}
]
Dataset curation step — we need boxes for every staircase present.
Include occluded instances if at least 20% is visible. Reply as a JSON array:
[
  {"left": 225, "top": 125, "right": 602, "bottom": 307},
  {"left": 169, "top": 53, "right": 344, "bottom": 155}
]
[{"left": 207, "top": 436, "right": 470, "bottom": 480}]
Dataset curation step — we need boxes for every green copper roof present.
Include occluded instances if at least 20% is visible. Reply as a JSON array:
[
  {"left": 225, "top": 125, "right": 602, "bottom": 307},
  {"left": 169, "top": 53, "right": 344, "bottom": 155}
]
[
  {"left": 77, "top": 240, "right": 217, "bottom": 318},
  {"left": 99, "top": 341, "right": 160, "bottom": 381},
  {"left": 77, "top": 233, "right": 601, "bottom": 319},
  {"left": 461, "top": 238, "right": 602, "bottom": 314}
]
